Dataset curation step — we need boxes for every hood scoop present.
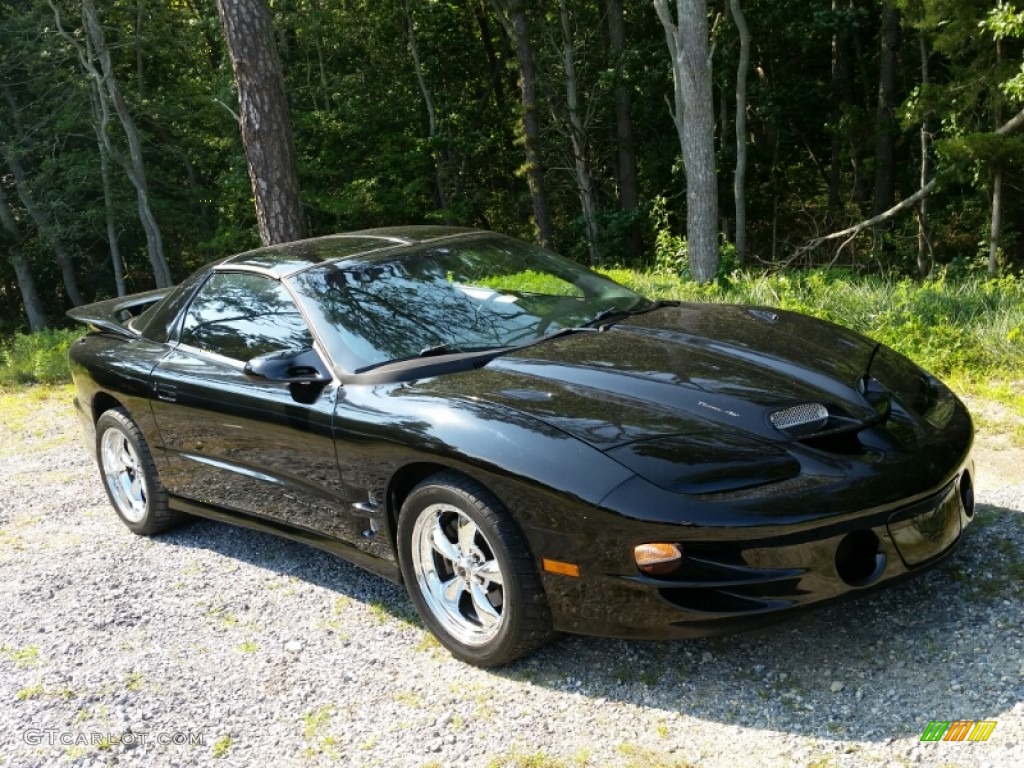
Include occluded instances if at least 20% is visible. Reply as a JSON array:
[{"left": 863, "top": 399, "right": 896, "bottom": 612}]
[{"left": 769, "top": 403, "right": 829, "bottom": 436}]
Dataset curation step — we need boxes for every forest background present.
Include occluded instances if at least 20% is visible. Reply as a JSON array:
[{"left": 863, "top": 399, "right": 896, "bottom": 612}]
[{"left": 0, "top": 1, "right": 1022, "bottom": 406}]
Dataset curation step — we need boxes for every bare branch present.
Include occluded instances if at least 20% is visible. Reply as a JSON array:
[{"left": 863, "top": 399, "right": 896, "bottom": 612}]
[
  {"left": 792, "top": 105, "right": 1024, "bottom": 259},
  {"left": 213, "top": 97, "right": 240, "bottom": 124}
]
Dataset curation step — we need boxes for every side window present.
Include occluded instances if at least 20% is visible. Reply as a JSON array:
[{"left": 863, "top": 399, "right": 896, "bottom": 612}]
[{"left": 180, "top": 273, "right": 313, "bottom": 361}]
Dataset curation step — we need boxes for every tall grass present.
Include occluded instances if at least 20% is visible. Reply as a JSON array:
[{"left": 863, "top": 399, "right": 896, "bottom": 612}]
[
  {"left": 1, "top": 270, "right": 1021, "bottom": 387},
  {"left": 605, "top": 269, "right": 1024, "bottom": 382}
]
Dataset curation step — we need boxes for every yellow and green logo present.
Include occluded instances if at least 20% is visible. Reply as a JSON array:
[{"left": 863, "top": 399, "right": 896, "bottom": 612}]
[{"left": 920, "top": 720, "right": 997, "bottom": 742}]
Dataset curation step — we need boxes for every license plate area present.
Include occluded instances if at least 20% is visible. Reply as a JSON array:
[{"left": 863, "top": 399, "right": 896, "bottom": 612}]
[{"left": 887, "top": 483, "right": 962, "bottom": 568}]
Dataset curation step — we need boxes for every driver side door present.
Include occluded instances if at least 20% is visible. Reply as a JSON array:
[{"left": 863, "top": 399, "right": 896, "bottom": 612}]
[{"left": 149, "top": 271, "right": 360, "bottom": 541}]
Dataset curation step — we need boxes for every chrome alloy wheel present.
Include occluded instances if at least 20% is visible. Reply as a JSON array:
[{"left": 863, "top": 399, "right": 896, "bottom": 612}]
[
  {"left": 410, "top": 503, "right": 506, "bottom": 646},
  {"left": 100, "top": 427, "right": 148, "bottom": 523}
]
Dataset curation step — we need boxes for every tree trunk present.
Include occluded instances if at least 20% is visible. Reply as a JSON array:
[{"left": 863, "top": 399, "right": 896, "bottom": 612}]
[
  {"left": 0, "top": 98, "right": 85, "bottom": 307},
  {"left": 989, "top": 167, "right": 1003, "bottom": 277},
  {"left": 475, "top": 2, "right": 507, "bottom": 106},
  {"left": 728, "top": 0, "right": 750, "bottom": 265},
  {"left": 135, "top": 1, "right": 145, "bottom": 99},
  {"left": 559, "top": 0, "right": 600, "bottom": 263},
  {"left": 492, "top": 0, "right": 554, "bottom": 249},
  {"left": 0, "top": 184, "right": 47, "bottom": 331},
  {"left": 872, "top": 1, "right": 899, "bottom": 220},
  {"left": 654, "top": 0, "right": 719, "bottom": 283},
  {"left": 403, "top": 0, "right": 450, "bottom": 217},
  {"left": 309, "top": 0, "right": 330, "bottom": 108},
  {"left": 989, "top": 38, "right": 1004, "bottom": 278},
  {"left": 80, "top": 59, "right": 128, "bottom": 298},
  {"left": 916, "top": 33, "right": 931, "bottom": 279},
  {"left": 80, "top": 0, "right": 172, "bottom": 287},
  {"left": 10, "top": 252, "right": 48, "bottom": 331},
  {"left": 216, "top": 0, "right": 305, "bottom": 246},
  {"left": 607, "top": 0, "right": 640, "bottom": 257},
  {"left": 97, "top": 121, "right": 127, "bottom": 297},
  {"left": 829, "top": 1, "right": 852, "bottom": 214}
]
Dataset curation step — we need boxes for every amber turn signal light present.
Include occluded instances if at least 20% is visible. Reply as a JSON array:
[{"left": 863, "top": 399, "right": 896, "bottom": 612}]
[
  {"left": 634, "top": 542, "right": 682, "bottom": 576},
  {"left": 542, "top": 558, "right": 580, "bottom": 577}
]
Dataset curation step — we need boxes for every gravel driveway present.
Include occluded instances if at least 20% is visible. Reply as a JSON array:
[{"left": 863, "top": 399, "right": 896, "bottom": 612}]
[{"left": 1, "top": 388, "right": 1022, "bottom": 768}]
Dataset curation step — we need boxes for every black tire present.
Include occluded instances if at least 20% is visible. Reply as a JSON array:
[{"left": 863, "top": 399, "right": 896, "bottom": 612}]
[
  {"left": 397, "top": 471, "right": 554, "bottom": 666},
  {"left": 95, "top": 408, "right": 185, "bottom": 536}
]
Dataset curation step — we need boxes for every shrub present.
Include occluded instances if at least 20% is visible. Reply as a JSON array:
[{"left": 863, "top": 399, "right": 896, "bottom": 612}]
[{"left": 0, "top": 329, "right": 82, "bottom": 386}]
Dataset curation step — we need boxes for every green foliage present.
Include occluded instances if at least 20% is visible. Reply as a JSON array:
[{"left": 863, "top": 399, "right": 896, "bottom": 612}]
[
  {"left": 646, "top": 197, "right": 737, "bottom": 282},
  {"left": 0, "top": 329, "right": 81, "bottom": 386},
  {"left": 649, "top": 196, "right": 689, "bottom": 276},
  {"left": 603, "top": 268, "right": 1024, "bottom": 381},
  {"left": 6, "top": 0, "right": 1024, "bottom": 321},
  {"left": 937, "top": 132, "right": 1024, "bottom": 180},
  {"left": 986, "top": 2, "right": 1024, "bottom": 100}
]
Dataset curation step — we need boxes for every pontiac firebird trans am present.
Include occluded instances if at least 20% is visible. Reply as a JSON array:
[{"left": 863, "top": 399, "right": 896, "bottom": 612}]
[{"left": 68, "top": 226, "right": 975, "bottom": 666}]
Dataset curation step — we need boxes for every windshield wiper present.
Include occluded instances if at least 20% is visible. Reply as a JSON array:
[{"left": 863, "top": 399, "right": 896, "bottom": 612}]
[
  {"left": 354, "top": 343, "right": 512, "bottom": 374},
  {"left": 584, "top": 299, "right": 678, "bottom": 330},
  {"left": 523, "top": 300, "right": 678, "bottom": 350},
  {"left": 418, "top": 343, "right": 511, "bottom": 358},
  {"left": 419, "top": 343, "right": 461, "bottom": 358}
]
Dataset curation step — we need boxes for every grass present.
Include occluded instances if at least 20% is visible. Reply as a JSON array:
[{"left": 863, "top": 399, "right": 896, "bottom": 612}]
[
  {"left": 15, "top": 683, "right": 45, "bottom": 700},
  {"left": 604, "top": 268, "right": 1024, "bottom": 386},
  {"left": 300, "top": 704, "right": 340, "bottom": 760},
  {"left": 211, "top": 734, "right": 233, "bottom": 758},
  {"left": 1, "top": 644, "right": 41, "bottom": 668},
  {"left": 125, "top": 672, "right": 144, "bottom": 692},
  {"left": 617, "top": 743, "right": 694, "bottom": 768},
  {"left": 1, "top": 271, "right": 1020, "bottom": 458},
  {"left": 3, "top": 270, "right": 1021, "bottom": 388},
  {"left": 0, "top": 384, "right": 75, "bottom": 446},
  {"left": 486, "top": 750, "right": 586, "bottom": 768}
]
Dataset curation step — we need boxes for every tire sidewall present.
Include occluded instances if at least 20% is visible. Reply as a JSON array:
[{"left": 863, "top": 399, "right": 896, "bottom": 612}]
[
  {"left": 397, "top": 481, "right": 525, "bottom": 667},
  {"left": 95, "top": 410, "right": 158, "bottom": 535}
]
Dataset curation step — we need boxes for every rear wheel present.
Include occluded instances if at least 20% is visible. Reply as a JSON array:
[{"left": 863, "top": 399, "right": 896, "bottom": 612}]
[
  {"left": 96, "top": 408, "right": 184, "bottom": 535},
  {"left": 397, "top": 472, "right": 553, "bottom": 666}
]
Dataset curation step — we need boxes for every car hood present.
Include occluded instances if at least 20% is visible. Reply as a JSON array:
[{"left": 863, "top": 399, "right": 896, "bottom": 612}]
[{"left": 410, "top": 304, "right": 882, "bottom": 451}]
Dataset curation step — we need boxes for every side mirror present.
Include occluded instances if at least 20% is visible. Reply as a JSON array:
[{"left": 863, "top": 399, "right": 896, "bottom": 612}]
[{"left": 244, "top": 348, "right": 331, "bottom": 403}]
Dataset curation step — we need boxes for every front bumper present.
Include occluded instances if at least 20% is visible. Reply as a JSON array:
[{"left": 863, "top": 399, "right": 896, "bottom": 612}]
[{"left": 533, "top": 460, "right": 975, "bottom": 640}]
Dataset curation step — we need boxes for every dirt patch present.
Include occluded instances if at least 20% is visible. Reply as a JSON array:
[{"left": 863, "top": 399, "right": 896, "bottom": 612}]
[
  {"left": 972, "top": 433, "right": 1024, "bottom": 492},
  {"left": 962, "top": 394, "right": 1024, "bottom": 492}
]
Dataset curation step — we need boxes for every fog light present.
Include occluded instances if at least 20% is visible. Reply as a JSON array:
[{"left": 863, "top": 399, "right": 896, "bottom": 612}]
[
  {"left": 959, "top": 470, "right": 975, "bottom": 518},
  {"left": 634, "top": 542, "right": 682, "bottom": 576}
]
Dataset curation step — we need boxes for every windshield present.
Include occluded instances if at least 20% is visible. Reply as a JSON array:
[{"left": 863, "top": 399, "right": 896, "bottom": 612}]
[{"left": 288, "top": 233, "right": 649, "bottom": 371}]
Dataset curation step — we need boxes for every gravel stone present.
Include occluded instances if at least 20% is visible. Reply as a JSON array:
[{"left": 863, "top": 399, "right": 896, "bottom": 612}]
[{"left": 1, "top": 399, "right": 1022, "bottom": 767}]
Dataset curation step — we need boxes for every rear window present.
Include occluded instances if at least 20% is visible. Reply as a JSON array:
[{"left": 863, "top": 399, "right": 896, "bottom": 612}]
[{"left": 136, "top": 267, "right": 212, "bottom": 343}]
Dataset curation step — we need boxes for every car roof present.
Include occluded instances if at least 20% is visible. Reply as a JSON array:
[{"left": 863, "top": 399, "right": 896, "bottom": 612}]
[{"left": 213, "top": 226, "right": 481, "bottom": 280}]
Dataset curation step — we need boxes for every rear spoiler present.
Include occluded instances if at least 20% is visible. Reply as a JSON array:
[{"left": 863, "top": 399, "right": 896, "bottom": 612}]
[{"left": 66, "top": 288, "right": 170, "bottom": 339}]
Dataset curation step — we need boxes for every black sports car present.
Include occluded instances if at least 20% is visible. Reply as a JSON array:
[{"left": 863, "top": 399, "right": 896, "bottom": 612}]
[{"left": 68, "top": 226, "right": 975, "bottom": 666}]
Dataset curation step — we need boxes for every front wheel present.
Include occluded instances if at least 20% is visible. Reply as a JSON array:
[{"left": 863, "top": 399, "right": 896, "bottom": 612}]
[
  {"left": 397, "top": 472, "right": 553, "bottom": 666},
  {"left": 95, "top": 408, "right": 185, "bottom": 536}
]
